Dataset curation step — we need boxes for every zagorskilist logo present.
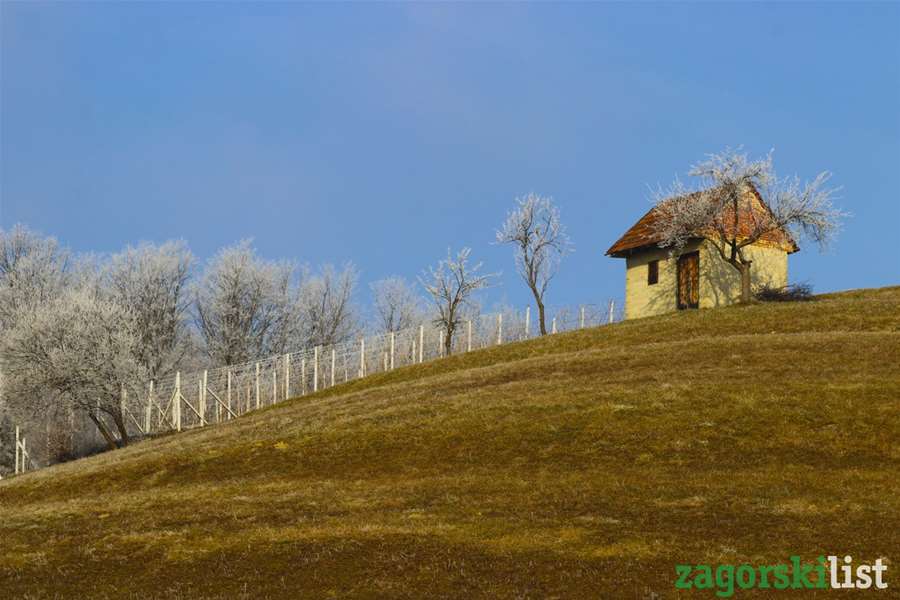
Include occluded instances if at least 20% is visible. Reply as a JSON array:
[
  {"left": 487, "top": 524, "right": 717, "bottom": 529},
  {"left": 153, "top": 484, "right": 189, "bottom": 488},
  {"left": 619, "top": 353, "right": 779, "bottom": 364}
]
[{"left": 675, "top": 555, "right": 889, "bottom": 597}]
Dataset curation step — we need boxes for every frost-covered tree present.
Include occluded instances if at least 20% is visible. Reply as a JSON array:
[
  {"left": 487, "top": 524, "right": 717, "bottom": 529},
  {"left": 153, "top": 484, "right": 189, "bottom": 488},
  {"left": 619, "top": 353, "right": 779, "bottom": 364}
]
[
  {"left": 297, "top": 263, "right": 359, "bottom": 347},
  {"left": 105, "top": 240, "right": 194, "bottom": 380},
  {"left": 370, "top": 276, "right": 424, "bottom": 333},
  {"left": 420, "top": 248, "right": 495, "bottom": 355},
  {"left": 194, "top": 240, "right": 299, "bottom": 365},
  {"left": 0, "top": 226, "right": 74, "bottom": 463},
  {"left": 0, "top": 286, "right": 147, "bottom": 450},
  {"left": 0, "top": 225, "right": 70, "bottom": 330},
  {"left": 496, "top": 193, "right": 573, "bottom": 335},
  {"left": 650, "top": 148, "right": 845, "bottom": 303}
]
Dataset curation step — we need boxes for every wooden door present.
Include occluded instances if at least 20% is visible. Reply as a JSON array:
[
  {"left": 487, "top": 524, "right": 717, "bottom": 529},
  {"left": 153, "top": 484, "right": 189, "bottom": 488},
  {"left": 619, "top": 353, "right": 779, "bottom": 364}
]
[{"left": 677, "top": 251, "right": 699, "bottom": 309}]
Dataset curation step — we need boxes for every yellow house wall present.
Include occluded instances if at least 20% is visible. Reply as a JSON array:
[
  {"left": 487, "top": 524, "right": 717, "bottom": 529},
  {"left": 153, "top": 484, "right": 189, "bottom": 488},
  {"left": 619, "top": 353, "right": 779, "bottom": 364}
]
[{"left": 623, "top": 240, "right": 788, "bottom": 320}]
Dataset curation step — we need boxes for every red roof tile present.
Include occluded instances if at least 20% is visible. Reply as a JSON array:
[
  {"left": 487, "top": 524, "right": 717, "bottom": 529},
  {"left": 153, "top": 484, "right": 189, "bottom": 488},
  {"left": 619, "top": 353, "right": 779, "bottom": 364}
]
[{"left": 605, "top": 186, "right": 799, "bottom": 257}]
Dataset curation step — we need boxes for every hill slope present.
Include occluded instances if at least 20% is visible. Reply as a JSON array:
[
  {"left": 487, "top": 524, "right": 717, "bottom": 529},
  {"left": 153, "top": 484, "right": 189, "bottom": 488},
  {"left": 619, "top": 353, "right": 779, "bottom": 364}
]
[{"left": 1, "top": 287, "right": 899, "bottom": 599}]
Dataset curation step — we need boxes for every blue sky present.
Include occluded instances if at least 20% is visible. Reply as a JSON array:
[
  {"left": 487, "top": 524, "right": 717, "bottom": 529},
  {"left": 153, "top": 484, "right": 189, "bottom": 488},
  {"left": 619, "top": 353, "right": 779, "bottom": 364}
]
[{"left": 2, "top": 2, "right": 898, "bottom": 310}]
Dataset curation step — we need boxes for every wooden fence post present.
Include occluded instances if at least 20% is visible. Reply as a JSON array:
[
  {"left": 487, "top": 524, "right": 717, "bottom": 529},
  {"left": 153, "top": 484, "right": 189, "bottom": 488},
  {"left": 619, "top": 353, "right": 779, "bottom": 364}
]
[
  {"left": 197, "top": 370, "right": 206, "bottom": 427},
  {"left": 14, "top": 425, "right": 20, "bottom": 475},
  {"left": 580, "top": 306, "right": 586, "bottom": 329},
  {"left": 227, "top": 371, "right": 232, "bottom": 420},
  {"left": 214, "top": 377, "right": 221, "bottom": 424},
  {"left": 524, "top": 306, "right": 530, "bottom": 339},
  {"left": 390, "top": 332, "right": 395, "bottom": 370},
  {"left": 497, "top": 313, "right": 503, "bottom": 345},
  {"left": 439, "top": 330, "right": 444, "bottom": 357},
  {"left": 552, "top": 317, "right": 557, "bottom": 334},
  {"left": 313, "top": 347, "right": 319, "bottom": 392},
  {"left": 205, "top": 370, "right": 212, "bottom": 424},
  {"left": 175, "top": 371, "right": 182, "bottom": 432},
  {"left": 255, "top": 363, "right": 261, "bottom": 410},
  {"left": 272, "top": 367, "right": 277, "bottom": 404},
  {"left": 608, "top": 300, "right": 615, "bottom": 324},
  {"left": 419, "top": 325, "right": 424, "bottom": 363},
  {"left": 331, "top": 349, "right": 336, "bottom": 386},
  {"left": 467, "top": 320, "right": 472, "bottom": 352},
  {"left": 302, "top": 358, "right": 307, "bottom": 394},
  {"left": 21, "top": 437, "right": 26, "bottom": 473},
  {"left": 284, "top": 354, "right": 291, "bottom": 399},
  {"left": 359, "top": 338, "right": 366, "bottom": 377},
  {"left": 146, "top": 381, "right": 153, "bottom": 433}
]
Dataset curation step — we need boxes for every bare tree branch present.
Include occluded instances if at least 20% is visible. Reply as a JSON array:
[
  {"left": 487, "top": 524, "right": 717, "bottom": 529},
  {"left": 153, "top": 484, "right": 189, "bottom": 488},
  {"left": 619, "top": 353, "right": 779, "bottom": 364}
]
[
  {"left": 194, "top": 240, "right": 300, "bottom": 365},
  {"left": 650, "top": 147, "right": 845, "bottom": 302},
  {"left": 419, "top": 248, "right": 496, "bottom": 355},
  {"left": 297, "top": 263, "right": 360, "bottom": 347},
  {"left": 0, "top": 285, "right": 147, "bottom": 450},
  {"left": 370, "top": 276, "right": 425, "bottom": 334},
  {"left": 105, "top": 240, "right": 194, "bottom": 381},
  {"left": 496, "top": 193, "right": 573, "bottom": 334},
  {"left": 0, "top": 225, "right": 70, "bottom": 330}
]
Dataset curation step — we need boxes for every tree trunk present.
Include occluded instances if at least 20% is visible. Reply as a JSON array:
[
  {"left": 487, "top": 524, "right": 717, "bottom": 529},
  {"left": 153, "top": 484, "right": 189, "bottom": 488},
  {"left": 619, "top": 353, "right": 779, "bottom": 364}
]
[
  {"left": 739, "top": 261, "right": 753, "bottom": 303},
  {"left": 444, "top": 323, "right": 454, "bottom": 356},
  {"left": 87, "top": 412, "right": 119, "bottom": 452},
  {"left": 112, "top": 409, "right": 130, "bottom": 447},
  {"left": 537, "top": 299, "right": 547, "bottom": 336},
  {"left": 528, "top": 284, "right": 548, "bottom": 336}
]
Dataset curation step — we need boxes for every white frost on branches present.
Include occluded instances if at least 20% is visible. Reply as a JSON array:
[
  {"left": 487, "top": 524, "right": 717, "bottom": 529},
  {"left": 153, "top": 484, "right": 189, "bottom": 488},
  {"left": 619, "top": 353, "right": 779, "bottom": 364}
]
[
  {"left": 0, "top": 285, "right": 147, "bottom": 449},
  {"left": 0, "top": 225, "right": 70, "bottom": 330},
  {"left": 105, "top": 240, "right": 194, "bottom": 380},
  {"left": 496, "top": 193, "right": 572, "bottom": 335},
  {"left": 296, "top": 263, "right": 360, "bottom": 347},
  {"left": 370, "top": 276, "right": 425, "bottom": 334},
  {"left": 194, "top": 240, "right": 299, "bottom": 366},
  {"left": 650, "top": 147, "right": 845, "bottom": 301},
  {"left": 419, "top": 248, "right": 495, "bottom": 355}
]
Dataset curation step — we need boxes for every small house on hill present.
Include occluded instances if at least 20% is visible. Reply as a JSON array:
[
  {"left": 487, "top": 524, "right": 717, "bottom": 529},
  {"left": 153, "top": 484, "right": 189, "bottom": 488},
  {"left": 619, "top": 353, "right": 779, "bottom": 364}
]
[{"left": 606, "top": 185, "right": 798, "bottom": 320}]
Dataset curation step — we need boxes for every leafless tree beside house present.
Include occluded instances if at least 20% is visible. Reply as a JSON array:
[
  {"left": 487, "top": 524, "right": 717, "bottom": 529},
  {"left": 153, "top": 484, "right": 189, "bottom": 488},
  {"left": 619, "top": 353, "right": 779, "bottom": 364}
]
[
  {"left": 496, "top": 193, "right": 573, "bottom": 335},
  {"left": 650, "top": 148, "right": 845, "bottom": 302}
]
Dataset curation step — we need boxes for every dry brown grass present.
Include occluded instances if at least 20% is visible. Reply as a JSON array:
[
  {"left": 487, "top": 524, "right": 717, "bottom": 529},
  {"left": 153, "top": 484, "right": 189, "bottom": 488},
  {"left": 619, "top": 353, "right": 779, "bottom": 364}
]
[{"left": 1, "top": 287, "right": 899, "bottom": 598}]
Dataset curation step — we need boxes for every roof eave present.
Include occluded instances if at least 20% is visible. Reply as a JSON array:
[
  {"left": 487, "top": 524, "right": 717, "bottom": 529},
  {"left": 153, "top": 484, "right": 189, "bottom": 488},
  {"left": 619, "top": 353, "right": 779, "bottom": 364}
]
[{"left": 605, "top": 242, "right": 659, "bottom": 258}]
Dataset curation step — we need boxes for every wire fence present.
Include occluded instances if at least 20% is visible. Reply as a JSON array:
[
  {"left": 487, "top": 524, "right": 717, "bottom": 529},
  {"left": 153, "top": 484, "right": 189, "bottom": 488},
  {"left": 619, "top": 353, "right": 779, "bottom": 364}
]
[{"left": 1, "top": 300, "right": 623, "bottom": 479}]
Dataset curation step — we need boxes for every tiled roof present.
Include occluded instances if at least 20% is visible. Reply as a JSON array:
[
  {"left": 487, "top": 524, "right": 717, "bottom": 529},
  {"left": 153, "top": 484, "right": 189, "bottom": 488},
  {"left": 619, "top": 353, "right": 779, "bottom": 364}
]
[{"left": 605, "top": 186, "right": 799, "bottom": 257}]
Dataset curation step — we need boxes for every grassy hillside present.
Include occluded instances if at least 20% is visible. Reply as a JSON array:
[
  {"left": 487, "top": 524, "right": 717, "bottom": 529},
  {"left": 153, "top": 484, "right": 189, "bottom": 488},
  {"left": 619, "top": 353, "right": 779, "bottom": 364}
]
[{"left": 1, "top": 287, "right": 898, "bottom": 599}]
